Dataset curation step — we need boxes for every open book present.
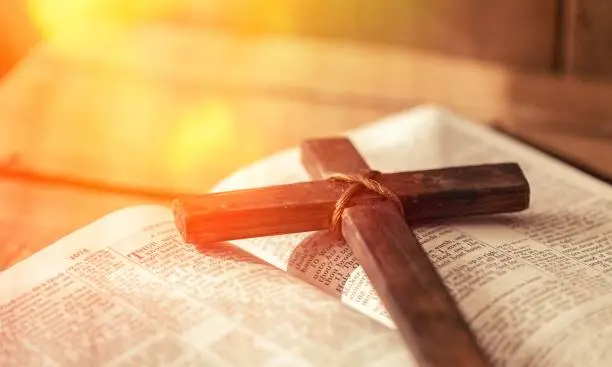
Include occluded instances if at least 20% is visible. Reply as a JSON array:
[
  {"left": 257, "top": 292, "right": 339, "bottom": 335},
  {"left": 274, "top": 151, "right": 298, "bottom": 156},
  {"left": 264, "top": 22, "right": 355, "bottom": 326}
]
[{"left": 2, "top": 106, "right": 611, "bottom": 366}]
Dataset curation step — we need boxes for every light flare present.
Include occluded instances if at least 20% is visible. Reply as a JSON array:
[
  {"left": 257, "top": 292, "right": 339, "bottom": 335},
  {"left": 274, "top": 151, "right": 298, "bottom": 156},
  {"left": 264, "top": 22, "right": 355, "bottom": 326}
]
[
  {"left": 166, "top": 98, "right": 237, "bottom": 177},
  {"left": 27, "top": 0, "right": 178, "bottom": 52},
  {"left": 261, "top": 2, "right": 295, "bottom": 33}
]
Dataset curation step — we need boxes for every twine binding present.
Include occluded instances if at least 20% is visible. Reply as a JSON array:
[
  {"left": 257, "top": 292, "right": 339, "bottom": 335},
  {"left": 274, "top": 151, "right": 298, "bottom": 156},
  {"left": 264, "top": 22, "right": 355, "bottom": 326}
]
[{"left": 328, "top": 170, "right": 404, "bottom": 235}]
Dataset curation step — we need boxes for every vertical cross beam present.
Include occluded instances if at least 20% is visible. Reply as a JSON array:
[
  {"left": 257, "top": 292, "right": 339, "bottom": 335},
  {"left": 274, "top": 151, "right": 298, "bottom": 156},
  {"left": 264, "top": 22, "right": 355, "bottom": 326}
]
[{"left": 301, "top": 138, "right": 490, "bottom": 367}]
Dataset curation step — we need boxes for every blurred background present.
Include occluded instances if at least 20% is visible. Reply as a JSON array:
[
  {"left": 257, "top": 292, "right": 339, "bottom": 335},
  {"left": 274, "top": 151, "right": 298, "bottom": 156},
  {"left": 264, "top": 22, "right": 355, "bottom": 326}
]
[
  {"left": 0, "top": 1, "right": 572, "bottom": 74},
  {"left": 0, "top": 0, "right": 611, "bottom": 267},
  {"left": 2, "top": 1, "right": 610, "bottom": 77}
]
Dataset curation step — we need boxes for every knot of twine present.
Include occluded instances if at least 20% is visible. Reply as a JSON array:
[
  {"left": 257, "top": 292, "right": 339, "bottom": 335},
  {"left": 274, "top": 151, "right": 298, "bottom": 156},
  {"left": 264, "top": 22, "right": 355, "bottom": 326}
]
[{"left": 328, "top": 170, "right": 404, "bottom": 235}]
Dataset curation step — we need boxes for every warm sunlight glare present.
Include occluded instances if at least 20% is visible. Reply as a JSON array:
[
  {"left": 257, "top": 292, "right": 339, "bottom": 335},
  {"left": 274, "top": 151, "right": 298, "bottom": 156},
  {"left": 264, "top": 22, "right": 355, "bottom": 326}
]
[
  {"left": 167, "top": 99, "right": 237, "bottom": 177},
  {"left": 27, "top": 0, "right": 177, "bottom": 51},
  {"left": 262, "top": 2, "right": 294, "bottom": 33}
]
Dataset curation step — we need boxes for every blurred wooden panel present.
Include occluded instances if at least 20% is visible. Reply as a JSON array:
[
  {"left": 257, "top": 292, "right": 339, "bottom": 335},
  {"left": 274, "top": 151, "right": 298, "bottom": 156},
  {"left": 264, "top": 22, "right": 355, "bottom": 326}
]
[
  {"left": 501, "top": 128, "right": 612, "bottom": 183},
  {"left": 0, "top": 0, "right": 558, "bottom": 73},
  {"left": 0, "top": 35, "right": 390, "bottom": 194},
  {"left": 18, "top": 25, "right": 612, "bottom": 136},
  {"left": 179, "top": 0, "right": 559, "bottom": 71},
  {"left": 562, "top": 0, "right": 612, "bottom": 80},
  {"left": 0, "top": 25, "right": 610, "bottom": 198}
]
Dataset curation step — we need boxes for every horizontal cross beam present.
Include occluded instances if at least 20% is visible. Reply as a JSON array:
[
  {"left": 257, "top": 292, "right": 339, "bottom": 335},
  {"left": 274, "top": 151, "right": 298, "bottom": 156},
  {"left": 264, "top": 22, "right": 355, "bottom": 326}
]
[{"left": 174, "top": 163, "right": 529, "bottom": 244}]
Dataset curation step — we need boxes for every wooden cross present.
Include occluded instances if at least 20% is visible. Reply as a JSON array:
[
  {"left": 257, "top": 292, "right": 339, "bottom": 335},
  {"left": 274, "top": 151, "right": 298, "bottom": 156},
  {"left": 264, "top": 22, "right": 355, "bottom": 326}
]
[{"left": 173, "top": 137, "right": 529, "bottom": 367}]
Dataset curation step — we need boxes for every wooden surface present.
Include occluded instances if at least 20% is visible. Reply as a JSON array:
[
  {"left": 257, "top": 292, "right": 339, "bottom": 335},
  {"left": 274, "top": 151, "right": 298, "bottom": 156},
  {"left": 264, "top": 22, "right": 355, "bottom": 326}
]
[
  {"left": 0, "top": 25, "right": 610, "bottom": 194},
  {"left": 174, "top": 163, "right": 529, "bottom": 244},
  {"left": 498, "top": 127, "right": 612, "bottom": 184},
  {"left": 174, "top": 0, "right": 558, "bottom": 72},
  {"left": 0, "top": 178, "right": 157, "bottom": 269},
  {"left": 300, "top": 137, "right": 490, "bottom": 366},
  {"left": 562, "top": 0, "right": 612, "bottom": 80},
  {"left": 0, "top": 23, "right": 610, "bottom": 269}
]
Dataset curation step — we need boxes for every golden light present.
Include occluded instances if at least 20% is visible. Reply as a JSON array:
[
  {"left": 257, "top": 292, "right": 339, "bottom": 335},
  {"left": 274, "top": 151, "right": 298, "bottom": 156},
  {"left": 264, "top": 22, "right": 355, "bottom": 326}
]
[
  {"left": 27, "top": 0, "right": 178, "bottom": 52},
  {"left": 27, "top": 0, "right": 298, "bottom": 43},
  {"left": 261, "top": 2, "right": 295, "bottom": 33},
  {"left": 166, "top": 98, "right": 237, "bottom": 178},
  {"left": 22, "top": 0, "right": 295, "bottom": 188}
]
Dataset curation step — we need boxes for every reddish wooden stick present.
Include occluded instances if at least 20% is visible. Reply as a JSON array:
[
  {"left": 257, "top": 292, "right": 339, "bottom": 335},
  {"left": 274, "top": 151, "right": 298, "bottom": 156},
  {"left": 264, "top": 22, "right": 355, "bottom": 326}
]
[
  {"left": 173, "top": 162, "right": 528, "bottom": 244},
  {"left": 301, "top": 138, "right": 491, "bottom": 366}
]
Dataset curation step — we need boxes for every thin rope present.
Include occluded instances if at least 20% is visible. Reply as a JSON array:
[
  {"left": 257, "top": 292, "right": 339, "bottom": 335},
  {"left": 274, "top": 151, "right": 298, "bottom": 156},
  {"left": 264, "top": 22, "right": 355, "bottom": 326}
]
[{"left": 328, "top": 170, "right": 404, "bottom": 234}]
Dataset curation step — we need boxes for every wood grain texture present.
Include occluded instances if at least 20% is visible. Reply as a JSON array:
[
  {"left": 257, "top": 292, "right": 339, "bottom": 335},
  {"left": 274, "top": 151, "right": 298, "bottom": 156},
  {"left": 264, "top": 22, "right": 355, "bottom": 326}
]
[
  {"left": 300, "top": 137, "right": 489, "bottom": 366},
  {"left": 562, "top": 0, "right": 612, "bottom": 80},
  {"left": 301, "top": 138, "right": 371, "bottom": 178},
  {"left": 342, "top": 203, "right": 489, "bottom": 366},
  {"left": 174, "top": 163, "right": 529, "bottom": 244}
]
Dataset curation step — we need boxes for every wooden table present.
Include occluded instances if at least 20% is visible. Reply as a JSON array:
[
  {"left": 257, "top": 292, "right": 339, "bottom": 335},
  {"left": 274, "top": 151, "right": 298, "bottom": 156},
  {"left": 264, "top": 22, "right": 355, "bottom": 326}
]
[{"left": 0, "top": 23, "right": 611, "bottom": 270}]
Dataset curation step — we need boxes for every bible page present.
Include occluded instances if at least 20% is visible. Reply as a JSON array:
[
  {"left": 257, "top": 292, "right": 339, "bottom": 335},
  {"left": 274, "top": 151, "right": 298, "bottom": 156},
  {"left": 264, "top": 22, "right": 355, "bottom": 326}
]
[
  {"left": 0, "top": 205, "right": 414, "bottom": 366},
  {"left": 212, "top": 105, "right": 612, "bottom": 366}
]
